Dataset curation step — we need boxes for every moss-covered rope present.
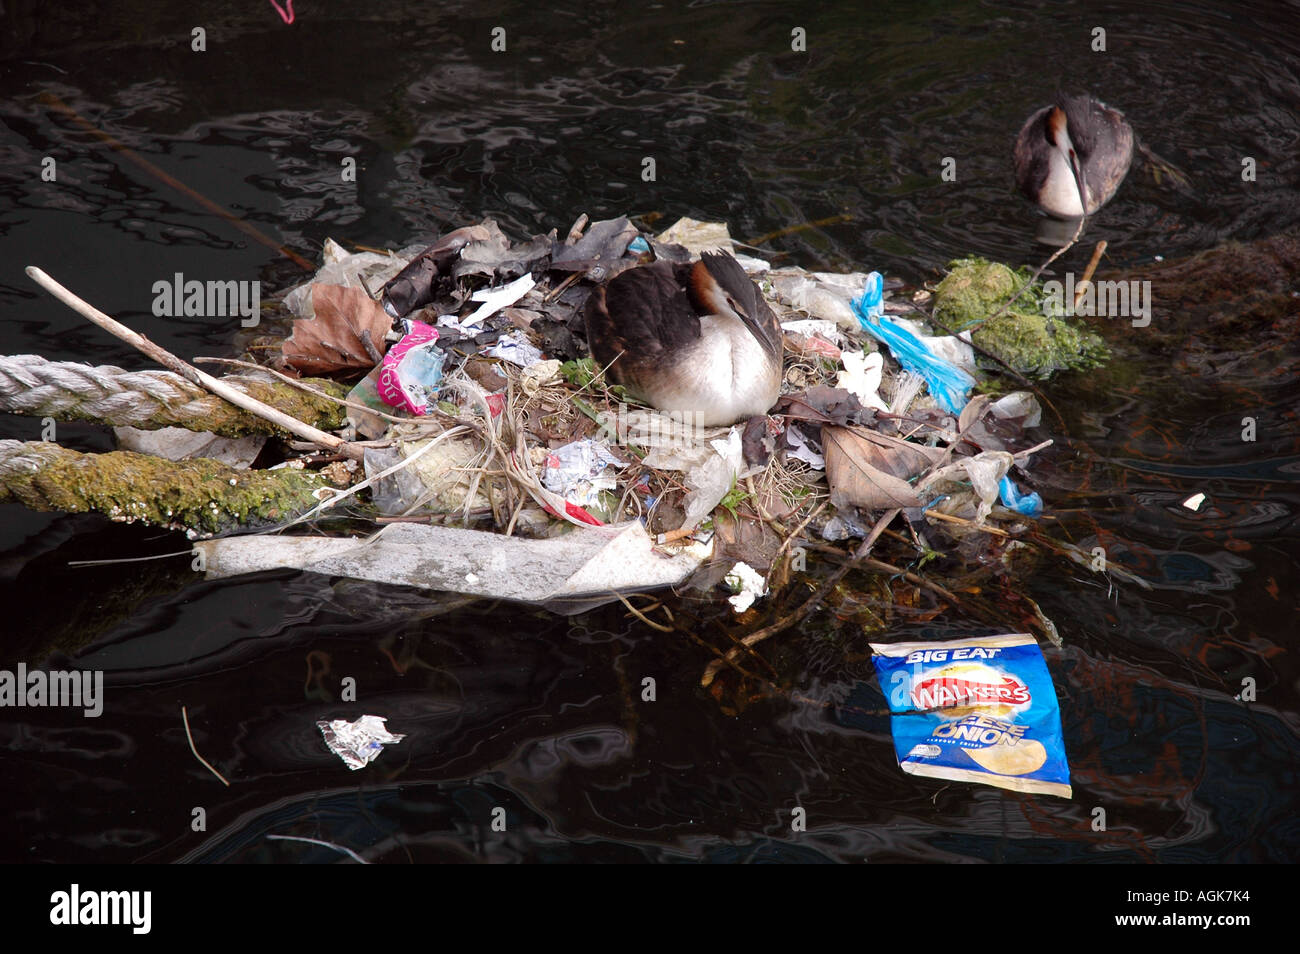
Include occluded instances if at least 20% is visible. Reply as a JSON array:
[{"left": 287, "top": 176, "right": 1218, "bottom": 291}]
[{"left": 0, "top": 440, "right": 326, "bottom": 534}]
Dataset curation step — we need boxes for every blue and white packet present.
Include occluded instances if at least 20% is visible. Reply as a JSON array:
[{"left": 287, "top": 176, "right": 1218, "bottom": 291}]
[{"left": 870, "top": 634, "right": 1071, "bottom": 798}]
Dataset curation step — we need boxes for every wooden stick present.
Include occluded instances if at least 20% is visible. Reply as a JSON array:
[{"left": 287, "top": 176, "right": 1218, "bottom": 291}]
[
  {"left": 746, "top": 213, "right": 852, "bottom": 247},
  {"left": 965, "top": 212, "right": 1088, "bottom": 333},
  {"left": 1073, "top": 239, "right": 1108, "bottom": 309},
  {"left": 181, "top": 705, "right": 230, "bottom": 787},
  {"left": 614, "top": 590, "right": 674, "bottom": 633},
  {"left": 26, "top": 267, "right": 364, "bottom": 461},
  {"left": 924, "top": 509, "right": 1011, "bottom": 537},
  {"left": 194, "top": 355, "right": 437, "bottom": 427}
]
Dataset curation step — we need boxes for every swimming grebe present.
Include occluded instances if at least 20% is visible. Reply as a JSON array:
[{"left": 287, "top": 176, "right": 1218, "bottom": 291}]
[
  {"left": 584, "top": 251, "right": 783, "bottom": 426},
  {"left": 1013, "top": 94, "right": 1133, "bottom": 218}
]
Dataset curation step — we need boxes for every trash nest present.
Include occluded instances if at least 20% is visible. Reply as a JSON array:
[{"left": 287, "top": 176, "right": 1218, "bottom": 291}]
[{"left": 197, "top": 214, "right": 1094, "bottom": 619}]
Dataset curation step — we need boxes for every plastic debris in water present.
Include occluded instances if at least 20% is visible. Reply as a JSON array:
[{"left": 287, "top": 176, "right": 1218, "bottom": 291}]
[
  {"left": 851, "top": 273, "right": 976, "bottom": 414},
  {"left": 1182, "top": 492, "right": 1206, "bottom": 511},
  {"left": 870, "top": 634, "right": 1072, "bottom": 798},
  {"left": 725, "top": 561, "right": 768, "bottom": 613},
  {"left": 377, "top": 321, "right": 444, "bottom": 415},
  {"left": 998, "top": 475, "right": 1043, "bottom": 517},
  {"left": 541, "top": 438, "right": 625, "bottom": 507},
  {"left": 317, "top": 715, "right": 407, "bottom": 771}
]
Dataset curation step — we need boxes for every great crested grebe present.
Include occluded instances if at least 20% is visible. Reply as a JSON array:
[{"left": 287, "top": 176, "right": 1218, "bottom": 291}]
[
  {"left": 1013, "top": 94, "right": 1134, "bottom": 218},
  {"left": 584, "top": 251, "right": 783, "bottom": 426}
]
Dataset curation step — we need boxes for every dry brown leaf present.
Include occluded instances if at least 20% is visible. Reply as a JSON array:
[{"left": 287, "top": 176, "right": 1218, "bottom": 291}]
[
  {"left": 958, "top": 394, "right": 992, "bottom": 434},
  {"left": 283, "top": 284, "right": 392, "bottom": 375},
  {"left": 824, "top": 425, "right": 946, "bottom": 510}
]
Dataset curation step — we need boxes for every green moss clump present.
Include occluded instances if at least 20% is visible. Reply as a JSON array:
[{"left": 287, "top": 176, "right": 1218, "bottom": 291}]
[
  {"left": 933, "top": 258, "right": 1108, "bottom": 377},
  {"left": 933, "top": 258, "right": 1030, "bottom": 328},
  {"left": 973, "top": 310, "right": 1109, "bottom": 378}
]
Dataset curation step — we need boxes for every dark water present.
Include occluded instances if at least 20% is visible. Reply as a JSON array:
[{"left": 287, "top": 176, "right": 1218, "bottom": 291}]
[{"left": 0, "top": 0, "right": 1297, "bottom": 863}]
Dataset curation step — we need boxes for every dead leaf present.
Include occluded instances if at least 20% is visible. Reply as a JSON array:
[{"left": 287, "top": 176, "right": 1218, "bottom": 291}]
[
  {"left": 283, "top": 284, "right": 392, "bottom": 375},
  {"left": 551, "top": 215, "right": 638, "bottom": 273},
  {"left": 714, "top": 508, "right": 783, "bottom": 575},
  {"left": 772, "top": 386, "right": 867, "bottom": 426},
  {"left": 824, "top": 426, "right": 946, "bottom": 510},
  {"left": 958, "top": 394, "right": 992, "bottom": 434},
  {"left": 380, "top": 223, "right": 491, "bottom": 318}
]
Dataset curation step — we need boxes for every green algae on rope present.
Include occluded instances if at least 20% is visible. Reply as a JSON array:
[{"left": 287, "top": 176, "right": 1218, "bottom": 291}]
[{"left": 0, "top": 440, "right": 327, "bottom": 535}]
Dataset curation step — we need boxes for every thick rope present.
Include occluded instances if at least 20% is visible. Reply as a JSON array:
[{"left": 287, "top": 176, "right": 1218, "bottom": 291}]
[
  {"left": 0, "top": 354, "right": 346, "bottom": 436},
  {"left": 0, "top": 439, "right": 324, "bottom": 533}
]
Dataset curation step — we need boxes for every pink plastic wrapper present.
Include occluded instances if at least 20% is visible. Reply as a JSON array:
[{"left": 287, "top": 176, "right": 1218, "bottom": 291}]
[{"left": 377, "top": 321, "right": 444, "bottom": 415}]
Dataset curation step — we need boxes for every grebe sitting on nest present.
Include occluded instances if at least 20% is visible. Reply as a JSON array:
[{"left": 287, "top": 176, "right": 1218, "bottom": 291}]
[
  {"left": 1014, "top": 94, "right": 1134, "bottom": 218},
  {"left": 584, "top": 251, "right": 783, "bottom": 427}
]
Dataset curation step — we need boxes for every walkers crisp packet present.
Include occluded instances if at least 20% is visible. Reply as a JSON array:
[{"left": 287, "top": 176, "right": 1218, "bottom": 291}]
[{"left": 869, "top": 634, "right": 1071, "bottom": 798}]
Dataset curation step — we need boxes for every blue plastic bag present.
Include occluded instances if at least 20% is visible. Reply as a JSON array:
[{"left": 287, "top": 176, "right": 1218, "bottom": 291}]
[
  {"left": 998, "top": 475, "right": 1043, "bottom": 516},
  {"left": 851, "top": 273, "right": 975, "bottom": 414}
]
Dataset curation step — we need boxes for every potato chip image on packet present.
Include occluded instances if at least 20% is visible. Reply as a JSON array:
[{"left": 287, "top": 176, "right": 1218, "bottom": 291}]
[{"left": 869, "top": 634, "right": 1071, "bottom": 798}]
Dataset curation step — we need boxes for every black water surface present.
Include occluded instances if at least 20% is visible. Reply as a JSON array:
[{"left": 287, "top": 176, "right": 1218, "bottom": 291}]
[{"left": 0, "top": 0, "right": 1297, "bottom": 863}]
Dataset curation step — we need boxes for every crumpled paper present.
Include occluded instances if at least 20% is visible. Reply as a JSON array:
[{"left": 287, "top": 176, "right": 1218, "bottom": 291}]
[
  {"left": 643, "top": 425, "right": 759, "bottom": 530},
  {"left": 317, "top": 715, "right": 407, "bottom": 771},
  {"left": 541, "top": 438, "right": 625, "bottom": 507},
  {"left": 485, "top": 329, "right": 545, "bottom": 367}
]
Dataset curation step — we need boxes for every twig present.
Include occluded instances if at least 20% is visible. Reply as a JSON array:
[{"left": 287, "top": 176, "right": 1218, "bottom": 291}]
[
  {"left": 861, "top": 559, "right": 961, "bottom": 605},
  {"left": 181, "top": 705, "right": 230, "bottom": 787},
  {"left": 194, "top": 356, "right": 439, "bottom": 428},
  {"left": 543, "top": 271, "right": 582, "bottom": 302},
  {"left": 613, "top": 590, "right": 675, "bottom": 633},
  {"left": 766, "top": 500, "right": 828, "bottom": 586},
  {"left": 565, "top": 213, "right": 589, "bottom": 244},
  {"left": 746, "top": 214, "right": 853, "bottom": 247},
  {"left": 701, "top": 507, "right": 900, "bottom": 686},
  {"left": 924, "top": 509, "right": 1011, "bottom": 537},
  {"left": 1073, "top": 240, "right": 1108, "bottom": 309},
  {"left": 965, "top": 212, "right": 1088, "bottom": 333},
  {"left": 1013, "top": 439, "right": 1053, "bottom": 459},
  {"left": 26, "top": 268, "right": 365, "bottom": 461}
]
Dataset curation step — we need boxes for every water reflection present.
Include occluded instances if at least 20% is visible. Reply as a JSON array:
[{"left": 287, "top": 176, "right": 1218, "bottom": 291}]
[{"left": 0, "top": 0, "right": 1297, "bottom": 863}]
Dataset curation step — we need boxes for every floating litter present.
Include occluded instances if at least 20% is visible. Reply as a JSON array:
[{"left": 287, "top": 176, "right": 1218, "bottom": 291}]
[{"left": 317, "top": 715, "right": 407, "bottom": 771}]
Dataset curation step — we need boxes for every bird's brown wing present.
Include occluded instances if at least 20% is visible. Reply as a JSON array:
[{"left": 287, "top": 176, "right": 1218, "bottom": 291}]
[
  {"left": 695, "top": 251, "right": 783, "bottom": 361},
  {"left": 584, "top": 261, "right": 701, "bottom": 393},
  {"left": 1058, "top": 95, "right": 1133, "bottom": 209}
]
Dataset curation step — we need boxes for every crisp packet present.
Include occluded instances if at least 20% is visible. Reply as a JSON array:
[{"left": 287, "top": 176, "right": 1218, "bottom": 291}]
[
  {"left": 377, "top": 320, "right": 444, "bottom": 415},
  {"left": 869, "top": 634, "right": 1071, "bottom": 798}
]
